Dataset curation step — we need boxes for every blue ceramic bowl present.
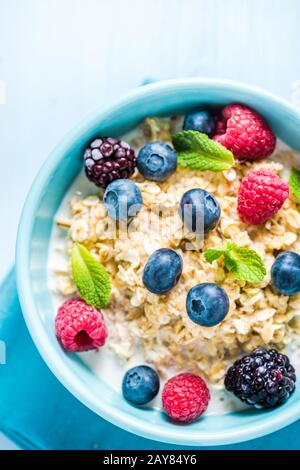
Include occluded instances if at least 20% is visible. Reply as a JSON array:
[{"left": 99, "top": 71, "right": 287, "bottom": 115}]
[{"left": 16, "top": 79, "right": 300, "bottom": 446}]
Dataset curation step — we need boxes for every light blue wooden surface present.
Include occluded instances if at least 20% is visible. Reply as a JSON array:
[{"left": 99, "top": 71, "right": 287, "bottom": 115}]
[{"left": 0, "top": 0, "right": 300, "bottom": 449}]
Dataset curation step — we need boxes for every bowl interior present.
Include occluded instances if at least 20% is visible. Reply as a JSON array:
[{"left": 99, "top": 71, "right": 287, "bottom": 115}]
[{"left": 16, "top": 79, "right": 300, "bottom": 446}]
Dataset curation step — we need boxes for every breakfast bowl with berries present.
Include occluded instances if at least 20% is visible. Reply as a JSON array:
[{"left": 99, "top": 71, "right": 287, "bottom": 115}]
[{"left": 16, "top": 79, "right": 300, "bottom": 445}]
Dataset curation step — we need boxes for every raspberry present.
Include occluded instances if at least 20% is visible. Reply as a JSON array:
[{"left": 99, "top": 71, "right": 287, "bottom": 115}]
[
  {"left": 238, "top": 170, "right": 289, "bottom": 225},
  {"left": 225, "top": 348, "right": 296, "bottom": 408},
  {"left": 162, "top": 373, "right": 210, "bottom": 423},
  {"left": 213, "top": 104, "right": 276, "bottom": 161},
  {"left": 55, "top": 298, "right": 108, "bottom": 352},
  {"left": 84, "top": 137, "right": 136, "bottom": 188}
]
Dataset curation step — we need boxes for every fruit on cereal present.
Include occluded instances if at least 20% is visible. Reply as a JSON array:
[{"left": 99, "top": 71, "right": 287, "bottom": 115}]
[
  {"left": 213, "top": 103, "right": 276, "bottom": 160},
  {"left": 225, "top": 348, "right": 296, "bottom": 408},
  {"left": 52, "top": 111, "right": 300, "bottom": 417},
  {"left": 142, "top": 248, "right": 183, "bottom": 295},
  {"left": 271, "top": 251, "right": 300, "bottom": 296},
  {"left": 122, "top": 365, "right": 160, "bottom": 405},
  {"left": 186, "top": 283, "right": 230, "bottom": 327},
  {"left": 103, "top": 179, "right": 143, "bottom": 221},
  {"left": 137, "top": 141, "right": 177, "bottom": 182},
  {"left": 55, "top": 298, "right": 108, "bottom": 352},
  {"left": 84, "top": 137, "right": 136, "bottom": 188},
  {"left": 179, "top": 188, "right": 221, "bottom": 234},
  {"left": 183, "top": 107, "right": 216, "bottom": 137},
  {"left": 237, "top": 170, "right": 289, "bottom": 225},
  {"left": 162, "top": 373, "right": 210, "bottom": 423}
]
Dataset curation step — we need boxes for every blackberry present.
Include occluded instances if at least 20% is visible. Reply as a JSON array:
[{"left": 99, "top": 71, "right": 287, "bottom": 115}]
[
  {"left": 84, "top": 137, "right": 136, "bottom": 188},
  {"left": 224, "top": 348, "right": 296, "bottom": 408}
]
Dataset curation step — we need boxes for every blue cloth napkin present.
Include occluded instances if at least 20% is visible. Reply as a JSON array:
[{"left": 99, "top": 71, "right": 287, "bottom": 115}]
[{"left": 1, "top": 270, "right": 300, "bottom": 450}]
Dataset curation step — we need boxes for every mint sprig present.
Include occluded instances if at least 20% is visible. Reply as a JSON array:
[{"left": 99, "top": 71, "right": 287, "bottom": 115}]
[
  {"left": 71, "top": 243, "right": 111, "bottom": 309},
  {"left": 289, "top": 168, "right": 300, "bottom": 203},
  {"left": 172, "top": 130, "right": 234, "bottom": 172},
  {"left": 204, "top": 242, "right": 266, "bottom": 283}
]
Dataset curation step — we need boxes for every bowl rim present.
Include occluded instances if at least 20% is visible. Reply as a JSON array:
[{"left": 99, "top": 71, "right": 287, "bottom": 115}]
[{"left": 16, "top": 78, "right": 300, "bottom": 446}]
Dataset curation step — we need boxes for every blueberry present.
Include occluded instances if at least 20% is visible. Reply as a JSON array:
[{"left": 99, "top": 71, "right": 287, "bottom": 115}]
[
  {"left": 179, "top": 188, "right": 221, "bottom": 235},
  {"left": 186, "top": 283, "right": 230, "bottom": 327},
  {"left": 183, "top": 108, "right": 216, "bottom": 137},
  {"left": 122, "top": 365, "right": 160, "bottom": 405},
  {"left": 143, "top": 248, "right": 183, "bottom": 295},
  {"left": 271, "top": 251, "right": 300, "bottom": 296},
  {"left": 137, "top": 142, "right": 177, "bottom": 182},
  {"left": 103, "top": 179, "right": 143, "bottom": 221}
]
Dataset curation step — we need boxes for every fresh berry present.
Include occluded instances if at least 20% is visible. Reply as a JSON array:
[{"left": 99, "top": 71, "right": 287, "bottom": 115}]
[
  {"left": 179, "top": 188, "right": 221, "bottom": 234},
  {"left": 84, "top": 137, "right": 136, "bottom": 188},
  {"left": 186, "top": 283, "right": 230, "bottom": 327},
  {"left": 143, "top": 248, "right": 183, "bottom": 295},
  {"left": 225, "top": 348, "right": 296, "bottom": 408},
  {"left": 55, "top": 298, "right": 108, "bottom": 352},
  {"left": 183, "top": 107, "right": 216, "bottom": 137},
  {"left": 213, "top": 104, "right": 276, "bottom": 160},
  {"left": 162, "top": 373, "right": 210, "bottom": 423},
  {"left": 271, "top": 251, "right": 300, "bottom": 296},
  {"left": 122, "top": 365, "right": 160, "bottom": 405},
  {"left": 137, "top": 142, "right": 177, "bottom": 182},
  {"left": 103, "top": 179, "right": 143, "bottom": 221},
  {"left": 237, "top": 170, "right": 289, "bottom": 225}
]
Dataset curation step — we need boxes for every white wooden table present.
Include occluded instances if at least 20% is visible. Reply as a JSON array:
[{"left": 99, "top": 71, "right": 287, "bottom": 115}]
[{"left": 0, "top": 0, "right": 300, "bottom": 450}]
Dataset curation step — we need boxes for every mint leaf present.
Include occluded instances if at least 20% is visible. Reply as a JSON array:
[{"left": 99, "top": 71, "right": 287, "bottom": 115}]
[
  {"left": 204, "top": 242, "right": 266, "bottom": 283},
  {"left": 204, "top": 248, "right": 226, "bottom": 263},
  {"left": 224, "top": 244, "right": 266, "bottom": 283},
  {"left": 289, "top": 168, "right": 300, "bottom": 203},
  {"left": 172, "top": 130, "right": 234, "bottom": 172},
  {"left": 71, "top": 243, "right": 111, "bottom": 309}
]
